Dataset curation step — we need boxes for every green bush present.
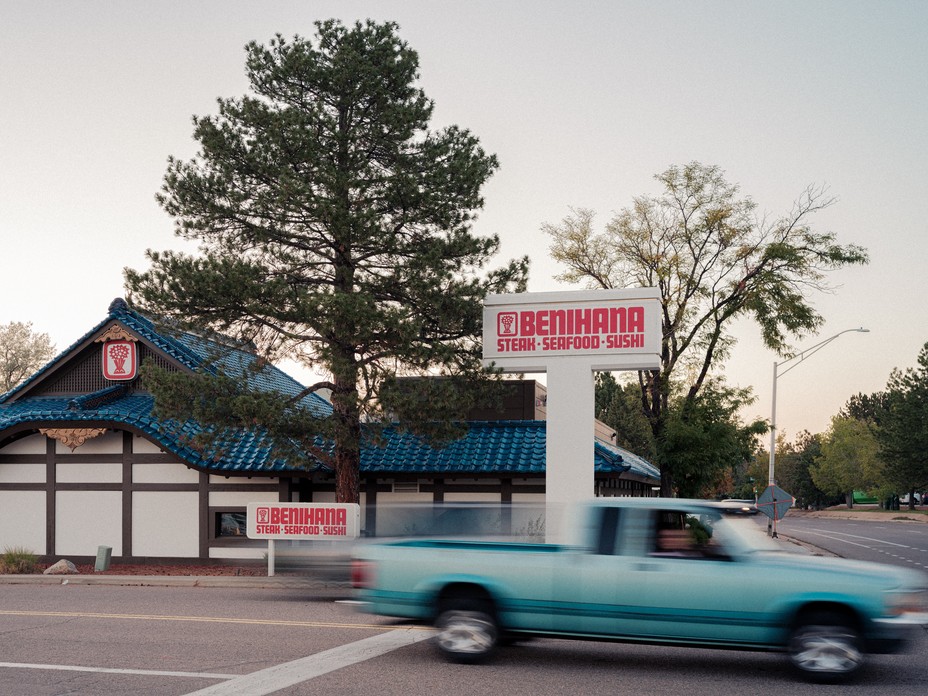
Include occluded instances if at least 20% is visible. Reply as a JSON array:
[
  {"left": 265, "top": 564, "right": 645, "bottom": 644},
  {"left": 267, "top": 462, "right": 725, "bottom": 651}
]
[{"left": 0, "top": 546, "right": 40, "bottom": 574}]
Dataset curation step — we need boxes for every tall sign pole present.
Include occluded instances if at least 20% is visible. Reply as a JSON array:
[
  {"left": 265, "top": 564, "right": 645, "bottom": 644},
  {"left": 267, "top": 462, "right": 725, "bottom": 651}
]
[{"left": 483, "top": 289, "right": 661, "bottom": 542}]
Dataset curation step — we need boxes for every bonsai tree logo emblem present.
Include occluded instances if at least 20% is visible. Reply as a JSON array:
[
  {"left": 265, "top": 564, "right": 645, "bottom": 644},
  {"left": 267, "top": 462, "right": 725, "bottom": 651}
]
[
  {"left": 102, "top": 340, "right": 138, "bottom": 380},
  {"left": 108, "top": 343, "right": 130, "bottom": 374},
  {"left": 498, "top": 312, "right": 517, "bottom": 336}
]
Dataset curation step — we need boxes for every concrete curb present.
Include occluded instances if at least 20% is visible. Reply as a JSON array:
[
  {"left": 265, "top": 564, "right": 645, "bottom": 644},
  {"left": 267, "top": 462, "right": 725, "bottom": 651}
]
[
  {"left": 774, "top": 534, "right": 839, "bottom": 557},
  {"left": 0, "top": 573, "right": 352, "bottom": 592}
]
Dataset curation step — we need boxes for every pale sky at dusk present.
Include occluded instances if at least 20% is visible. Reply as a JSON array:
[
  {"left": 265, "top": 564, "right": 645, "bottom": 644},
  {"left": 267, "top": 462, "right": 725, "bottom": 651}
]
[{"left": 2, "top": 1, "right": 926, "bottom": 442}]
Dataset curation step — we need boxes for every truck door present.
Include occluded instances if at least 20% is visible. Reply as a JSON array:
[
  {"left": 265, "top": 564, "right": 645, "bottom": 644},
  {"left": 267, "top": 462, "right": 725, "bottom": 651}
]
[
  {"left": 617, "top": 508, "right": 765, "bottom": 645},
  {"left": 552, "top": 505, "right": 636, "bottom": 637}
]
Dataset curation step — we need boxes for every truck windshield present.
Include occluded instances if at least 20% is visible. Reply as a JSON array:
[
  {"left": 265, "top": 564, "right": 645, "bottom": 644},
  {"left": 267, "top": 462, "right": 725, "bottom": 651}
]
[{"left": 712, "top": 516, "right": 782, "bottom": 554}]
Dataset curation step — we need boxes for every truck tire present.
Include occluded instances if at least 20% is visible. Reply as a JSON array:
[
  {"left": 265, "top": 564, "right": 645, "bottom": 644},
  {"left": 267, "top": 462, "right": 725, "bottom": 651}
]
[
  {"left": 788, "top": 611, "right": 864, "bottom": 682},
  {"left": 434, "top": 600, "right": 498, "bottom": 664}
]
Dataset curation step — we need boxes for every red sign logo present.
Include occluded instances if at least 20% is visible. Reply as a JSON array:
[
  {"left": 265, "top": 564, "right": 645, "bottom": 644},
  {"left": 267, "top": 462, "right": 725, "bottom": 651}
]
[
  {"left": 498, "top": 312, "right": 518, "bottom": 336},
  {"left": 102, "top": 340, "right": 137, "bottom": 380}
]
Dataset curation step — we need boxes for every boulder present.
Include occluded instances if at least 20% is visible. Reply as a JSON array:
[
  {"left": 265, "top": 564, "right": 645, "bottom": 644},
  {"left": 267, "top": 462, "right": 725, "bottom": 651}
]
[{"left": 43, "top": 559, "right": 79, "bottom": 575}]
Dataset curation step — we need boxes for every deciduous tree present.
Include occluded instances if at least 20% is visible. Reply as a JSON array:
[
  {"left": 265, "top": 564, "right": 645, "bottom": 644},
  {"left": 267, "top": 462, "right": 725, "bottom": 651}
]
[
  {"left": 0, "top": 321, "right": 55, "bottom": 393},
  {"left": 771, "top": 431, "right": 834, "bottom": 509},
  {"left": 811, "top": 416, "right": 882, "bottom": 507},
  {"left": 594, "top": 372, "right": 654, "bottom": 458},
  {"left": 545, "top": 163, "right": 868, "bottom": 495},
  {"left": 657, "top": 380, "right": 765, "bottom": 498}
]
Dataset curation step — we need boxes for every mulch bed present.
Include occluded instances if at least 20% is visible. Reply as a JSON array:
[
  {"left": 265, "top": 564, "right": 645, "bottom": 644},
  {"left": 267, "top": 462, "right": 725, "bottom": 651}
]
[{"left": 48, "top": 563, "right": 289, "bottom": 577}]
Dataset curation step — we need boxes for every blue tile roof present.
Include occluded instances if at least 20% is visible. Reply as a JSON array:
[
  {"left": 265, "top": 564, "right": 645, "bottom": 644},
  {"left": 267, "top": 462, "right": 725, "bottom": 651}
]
[
  {"left": 0, "top": 298, "right": 331, "bottom": 419},
  {"left": 0, "top": 299, "right": 659, "bottom": 483},
  {"left": 0, "top": 393, "right": 656, "bottom": 478},
  {"left": 364, "top": 421, "right": 658, "bottom": 477},
  {"left": 0, "top": 392, "right": 312, "bottom": 474}
]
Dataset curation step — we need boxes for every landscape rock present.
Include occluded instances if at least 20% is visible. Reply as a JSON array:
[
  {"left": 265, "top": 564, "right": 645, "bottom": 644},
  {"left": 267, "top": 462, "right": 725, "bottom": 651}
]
[{"left": 43, "top": 559, "right": 79, "bottom": 575}]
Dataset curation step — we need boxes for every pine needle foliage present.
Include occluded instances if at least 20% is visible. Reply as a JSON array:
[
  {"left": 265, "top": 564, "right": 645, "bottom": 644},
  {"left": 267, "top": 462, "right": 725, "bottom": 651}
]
[{"left": 125, "top": 21, "right": 528, "bottom": 502}]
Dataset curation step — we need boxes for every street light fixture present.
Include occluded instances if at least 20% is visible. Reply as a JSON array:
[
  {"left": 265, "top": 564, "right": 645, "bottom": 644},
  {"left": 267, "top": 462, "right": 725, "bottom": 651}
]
[{"left": 767, "top": 327, "right": 870, "bottom": 488}]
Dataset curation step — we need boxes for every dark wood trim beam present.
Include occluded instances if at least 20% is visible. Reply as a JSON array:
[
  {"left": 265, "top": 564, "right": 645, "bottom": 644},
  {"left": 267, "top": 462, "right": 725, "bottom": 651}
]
[
  {"left": 122, "top": 431, "right": 133, "bottom": 558},
  {"left": 198, "top": 471, "right": 209, "bottom": 558},
  {"left": 45, "top": 435, "right": 55, "bottom": 556}
]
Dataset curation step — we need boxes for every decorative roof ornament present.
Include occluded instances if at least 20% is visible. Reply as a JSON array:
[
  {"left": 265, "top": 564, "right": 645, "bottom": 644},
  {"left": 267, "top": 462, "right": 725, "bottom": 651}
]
[
  {"left": 39, "top": 427, "right": 107, "bottom": 451},
  {"left": 95, "top": 324, "right": 138, "bottom": 343},
  {"left": 108, "top": 297, "right": 130, "bottom": 314}
]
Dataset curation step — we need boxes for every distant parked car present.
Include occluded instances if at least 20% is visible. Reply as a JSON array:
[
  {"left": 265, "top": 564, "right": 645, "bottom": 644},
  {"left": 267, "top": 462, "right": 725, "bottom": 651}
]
[
  {"left": 899, "top": 493, "right": 922, "bottom": 505},
  {"left": 717, "top": 498, "right": 758, "bottom": 515}
]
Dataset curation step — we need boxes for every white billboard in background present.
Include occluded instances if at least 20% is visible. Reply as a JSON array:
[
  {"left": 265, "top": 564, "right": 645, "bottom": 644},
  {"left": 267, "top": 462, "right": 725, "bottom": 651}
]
[
  {"left": 246, "top": 503, "right": 361, "bottom": 540},
  {"left": 483, "top": 288, "right": 662, "bottom": 372}
]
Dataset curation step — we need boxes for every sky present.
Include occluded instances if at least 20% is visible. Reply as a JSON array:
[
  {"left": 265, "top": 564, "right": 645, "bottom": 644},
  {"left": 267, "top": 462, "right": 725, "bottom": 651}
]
[{"left": 2, "top": 0, "right": 926, "bottom": 442}]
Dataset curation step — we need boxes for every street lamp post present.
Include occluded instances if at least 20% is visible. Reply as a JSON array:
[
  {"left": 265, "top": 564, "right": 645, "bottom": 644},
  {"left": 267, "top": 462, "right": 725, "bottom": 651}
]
[{"left": 767, "top": 327, "right": 870, "bottom": 488}]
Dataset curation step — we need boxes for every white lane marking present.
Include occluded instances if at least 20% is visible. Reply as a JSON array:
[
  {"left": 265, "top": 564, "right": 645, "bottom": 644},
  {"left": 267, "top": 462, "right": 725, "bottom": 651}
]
[
  {"left": 798, "top": 528, "right": 928, "bottom": 566},
  {"left": 799, "top": 530, "right": 880, "bottom": 549},
  {"left": 0, "top": 662, "right": 236, "bottom": 680},
  {"left": 183, "top": 628, "right": 433, "bottom": 696},
  {"left": 802, "top": 528, "right": 913, "bottom": 548}
]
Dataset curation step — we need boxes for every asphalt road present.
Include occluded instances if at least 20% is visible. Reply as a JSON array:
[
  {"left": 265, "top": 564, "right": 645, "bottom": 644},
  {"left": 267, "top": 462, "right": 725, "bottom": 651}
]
[
  {"left": 2, "top": 517, "right": 927, "bottom": 695},
  {"left": 774, "top": 514, "right": 928, "bottom": 571},
  {"left": 1, "top": 582, "right": 925, "bottom": 696}
]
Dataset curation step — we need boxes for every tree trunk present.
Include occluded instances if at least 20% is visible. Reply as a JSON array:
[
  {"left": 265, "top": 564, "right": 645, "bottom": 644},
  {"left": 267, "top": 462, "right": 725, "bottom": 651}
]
[
  {"left": 331, "top": 346, "right": 361, "bottom": 504},
  {"left": 660, "top": 468, "right": 674, "bottom": 498},
  {"left": 334, "top": 426, "right": 361, "bottom": 504}
]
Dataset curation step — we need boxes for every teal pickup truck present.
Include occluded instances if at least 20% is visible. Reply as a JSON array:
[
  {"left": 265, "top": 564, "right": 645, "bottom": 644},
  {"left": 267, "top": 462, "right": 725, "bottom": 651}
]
[{"left": 352, "top": 498, "right": 928, "bottom": 682}]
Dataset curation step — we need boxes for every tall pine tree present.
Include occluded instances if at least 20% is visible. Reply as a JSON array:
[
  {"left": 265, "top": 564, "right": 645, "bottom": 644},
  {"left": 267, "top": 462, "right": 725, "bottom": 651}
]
[{"left": 125, "top": 20, "right": 528, "bottom": 502}]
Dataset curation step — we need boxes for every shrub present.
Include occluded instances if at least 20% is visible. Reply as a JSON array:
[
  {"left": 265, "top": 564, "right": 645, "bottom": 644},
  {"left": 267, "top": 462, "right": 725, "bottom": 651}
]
[{"left": 0, "top": 546, "right": 40, "bottom": 574}]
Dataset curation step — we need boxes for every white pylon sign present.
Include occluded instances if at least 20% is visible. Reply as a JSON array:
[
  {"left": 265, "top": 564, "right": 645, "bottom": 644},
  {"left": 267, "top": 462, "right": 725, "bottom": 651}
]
[{"left": 483, "top": 289, "right": 662, "bottom": 542}]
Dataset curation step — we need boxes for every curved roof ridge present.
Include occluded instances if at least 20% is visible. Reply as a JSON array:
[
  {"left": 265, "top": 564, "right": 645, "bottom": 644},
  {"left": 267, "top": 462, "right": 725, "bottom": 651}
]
[{"left": 67, "top": 384, "right": 128, "bottom": 411}]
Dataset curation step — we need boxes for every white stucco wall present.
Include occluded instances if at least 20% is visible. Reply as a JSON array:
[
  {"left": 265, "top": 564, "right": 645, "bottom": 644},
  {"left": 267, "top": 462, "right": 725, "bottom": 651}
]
[
  {"left": 0, "top": 491, "right": 46, "bottom": 551},
  {"left": 210, "top": 490, "right": 278, "bottom": 507},
  {"left": 133, "top": 462, "right": 199, "bottom": 484},
  {"left": 443, "top": 492, "right": 502, "bottom": 502},
  {"left": 0, "top": 433, "right": 45, "bottom": 455},
  {"left": 56, "top": 462, "right": 122, "bottom": 483},
  {"left": 379, "top": 490, "right": 430, "bottom": 504},
  {"left": 0, "top": 462, "right": 45, "bottom": 483},
  {"left": 132, "top": 492, "right": 199, "bottom": 557},
  {"left": 210, "top": 474, "right": 277, "bottom": 485},
  {"left": 56, "top": 491, "right": 122, "bottom": 556},
  {"left": 132, "top": 436, "right": 165, "bottom": 454}
]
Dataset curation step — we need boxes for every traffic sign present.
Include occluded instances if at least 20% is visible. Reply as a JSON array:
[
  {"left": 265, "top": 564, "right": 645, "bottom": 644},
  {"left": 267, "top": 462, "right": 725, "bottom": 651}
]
[{"left": 756, "top": 485, "right": 794, "bottom": 521}]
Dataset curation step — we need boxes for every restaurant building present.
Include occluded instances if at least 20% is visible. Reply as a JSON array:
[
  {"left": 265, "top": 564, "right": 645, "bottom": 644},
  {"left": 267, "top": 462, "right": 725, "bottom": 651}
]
[{"left": 0, "top": 299, "right": 659, "bottom": 564}]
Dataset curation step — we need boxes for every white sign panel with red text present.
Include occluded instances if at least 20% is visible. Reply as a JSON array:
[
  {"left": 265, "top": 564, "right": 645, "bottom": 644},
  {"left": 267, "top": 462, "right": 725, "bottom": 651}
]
[
  {"left": 483, "top": 289, "right": 661, "bottom": 370},
  {"left": 246, "top": 503, "right": 361, "bottom": 540}
]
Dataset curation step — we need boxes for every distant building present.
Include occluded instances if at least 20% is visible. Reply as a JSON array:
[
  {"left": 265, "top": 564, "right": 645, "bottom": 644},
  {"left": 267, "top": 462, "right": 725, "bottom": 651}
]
[{"left": 0, "top": 299, "right": 659, "bottom": 564}]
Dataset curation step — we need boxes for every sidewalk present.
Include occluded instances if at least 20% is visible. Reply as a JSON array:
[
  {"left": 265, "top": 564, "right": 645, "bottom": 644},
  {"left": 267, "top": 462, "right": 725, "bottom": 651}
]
[
  {"left": 773, "top": 533, "right": 836, "bottom": 557},
  {"left": 0, "top": 571, "right": 351, "bottom": 592}
]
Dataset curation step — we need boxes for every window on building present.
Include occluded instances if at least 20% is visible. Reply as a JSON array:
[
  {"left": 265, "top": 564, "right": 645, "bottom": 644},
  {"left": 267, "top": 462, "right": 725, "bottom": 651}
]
[{"left": 216, "top": 511, "right": 247, "bottom": 538}]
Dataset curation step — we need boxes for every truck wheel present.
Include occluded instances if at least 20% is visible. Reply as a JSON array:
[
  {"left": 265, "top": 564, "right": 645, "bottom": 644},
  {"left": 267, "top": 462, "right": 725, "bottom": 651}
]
[
  {"left": 435, "top": 601, "right": 498, "bottom": 664},
  {"left": 788, "top": 612, "right": 864, "bottom": 682}
]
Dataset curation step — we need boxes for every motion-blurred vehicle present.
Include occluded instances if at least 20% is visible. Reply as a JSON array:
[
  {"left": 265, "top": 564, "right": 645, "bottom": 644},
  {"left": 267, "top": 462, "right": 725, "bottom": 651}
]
[
  {"left": 352, "top": 498, "right": 928, "bottom": 682},
  {"left": 274, "top": 501, "right": 546, "bottom": 580}
]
